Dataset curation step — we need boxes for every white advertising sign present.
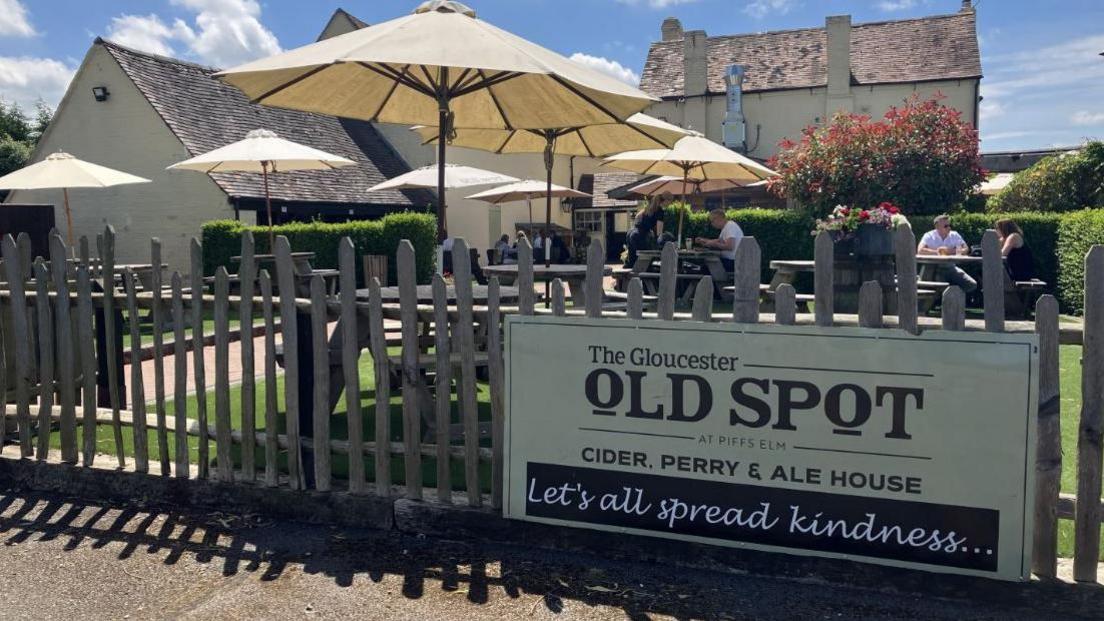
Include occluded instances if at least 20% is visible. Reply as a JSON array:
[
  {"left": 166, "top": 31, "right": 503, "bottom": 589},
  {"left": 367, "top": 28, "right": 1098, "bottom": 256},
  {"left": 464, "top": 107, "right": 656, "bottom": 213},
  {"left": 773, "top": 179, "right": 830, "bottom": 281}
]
[{"left": 504, "top": 317, "right": 1038, "bottom": 581}]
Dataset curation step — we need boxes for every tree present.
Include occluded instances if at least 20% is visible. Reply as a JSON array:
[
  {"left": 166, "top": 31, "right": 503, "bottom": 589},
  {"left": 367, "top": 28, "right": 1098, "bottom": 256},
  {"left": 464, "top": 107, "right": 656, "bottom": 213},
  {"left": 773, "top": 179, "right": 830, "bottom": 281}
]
[
  {"left": 0, "top": 98, "right": 51, "bottom": 178},
  {"left": 987, "top": 141, "right": 1104, "bottom": 213},
  {"left": 768, "top": 95, "right": 985, "bottom": 215}
]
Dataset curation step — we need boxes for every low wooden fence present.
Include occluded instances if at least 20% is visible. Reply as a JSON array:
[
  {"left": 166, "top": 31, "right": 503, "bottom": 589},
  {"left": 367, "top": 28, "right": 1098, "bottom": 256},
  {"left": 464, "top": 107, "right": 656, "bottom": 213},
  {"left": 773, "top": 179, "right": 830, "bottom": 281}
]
[{"left": 0, "top": 224, "right": 1100, "bottom": 582}]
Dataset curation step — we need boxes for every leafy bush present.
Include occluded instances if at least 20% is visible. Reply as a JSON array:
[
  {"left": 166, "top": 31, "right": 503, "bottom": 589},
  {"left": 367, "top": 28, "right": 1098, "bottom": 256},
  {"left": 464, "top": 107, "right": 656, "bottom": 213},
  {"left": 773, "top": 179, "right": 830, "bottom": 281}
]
[
  {"left": 1057, "top": 210, "right": 1104, "bottom": 314},
  {"left": 201, "top": 212, "right": 438, "bottom": 284},
  {"left": 768, "top": 95, "right": 984, "bottom": 216},
  {"left": 662, "top": 207, "right": 816, "bottom": 276},
  {"left": 987, "top": 141, "right": 1104, "bottom": 213}
]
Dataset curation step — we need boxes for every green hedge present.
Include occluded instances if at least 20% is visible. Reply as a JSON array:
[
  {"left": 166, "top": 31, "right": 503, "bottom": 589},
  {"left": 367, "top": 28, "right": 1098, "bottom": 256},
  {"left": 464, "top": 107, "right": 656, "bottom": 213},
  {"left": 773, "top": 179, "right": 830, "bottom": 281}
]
[
  {"left": 987, "top": 141, "right": 1104, "bottom": 213},
  {"left": 663, "top": 207, "right": 816, "bottom": 276},
  {"left": 201, "top": 212, "right": 438, "bottom": 284},
  {"left": 1057, "top": 210, "right": 1104, "bottom": 314}
]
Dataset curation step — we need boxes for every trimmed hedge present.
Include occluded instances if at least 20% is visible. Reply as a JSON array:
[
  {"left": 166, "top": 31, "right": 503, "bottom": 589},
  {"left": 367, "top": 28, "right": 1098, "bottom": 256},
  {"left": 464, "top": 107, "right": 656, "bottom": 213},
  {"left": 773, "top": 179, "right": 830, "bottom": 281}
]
[
  {"left": 663, "top": 207, "right": 816, "bottom": 275},
  {"left": 201, "top": 212, "right": 438, "bottom": 284},
  {"left": 1057, "top": 210, "right": 1104, "bottom": 314}
]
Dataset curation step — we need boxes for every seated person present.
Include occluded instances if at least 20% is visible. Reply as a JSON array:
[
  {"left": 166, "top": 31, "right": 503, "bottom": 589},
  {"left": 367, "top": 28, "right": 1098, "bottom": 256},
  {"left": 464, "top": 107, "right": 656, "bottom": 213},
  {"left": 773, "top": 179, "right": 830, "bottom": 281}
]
[
  {"left": 550, "top": 231, "right": 571, "bottom": 263},
  {"left": 694, "top": 208, "right": 743, "bottom": 271},
  {"left": 996, "top": 218, "right": 1034, "bottom": 281},
  {"left": 624, "top": 199, "right": 665, "bottom": 267},
  {"left": 493, "top": 234, "right": 510, "bottom": 264},
  {"left": 917, "top": 214, "right": 977, "bottom": 293}
]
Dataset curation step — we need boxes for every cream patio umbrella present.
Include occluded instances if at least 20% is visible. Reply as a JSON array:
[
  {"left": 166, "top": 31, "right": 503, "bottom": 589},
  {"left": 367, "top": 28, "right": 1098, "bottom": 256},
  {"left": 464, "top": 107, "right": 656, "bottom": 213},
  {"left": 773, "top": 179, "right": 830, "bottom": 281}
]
[
  {"left": 168, "top": 129, "right": 355, "bottom": 248},
  {"left": 215, "top": 0, "right": 658, "bottom": 243},
  {"left": 603, "top": 135, "right": 777, "bottom": 244},
  {"left": 367, "top": 163, "right": 517, "bottom": 193},
  {"left": 413, "top": 112, "right": 687, "bottom": 266},
  {"left": 0, "top": 151, "right": 150, "bottom": 245},
  {"left": 625, "top": 175, "right": 748, "bottom": 197},
  {"left": 466, "top": 179, "right": 590, "bottom": 252}
]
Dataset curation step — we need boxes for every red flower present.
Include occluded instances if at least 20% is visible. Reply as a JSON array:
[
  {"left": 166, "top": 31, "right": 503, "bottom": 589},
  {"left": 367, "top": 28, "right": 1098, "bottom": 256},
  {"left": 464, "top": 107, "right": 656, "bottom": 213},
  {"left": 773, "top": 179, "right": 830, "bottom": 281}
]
[{"left": 859, "top": 210, "right": 870, "bottom": 220}]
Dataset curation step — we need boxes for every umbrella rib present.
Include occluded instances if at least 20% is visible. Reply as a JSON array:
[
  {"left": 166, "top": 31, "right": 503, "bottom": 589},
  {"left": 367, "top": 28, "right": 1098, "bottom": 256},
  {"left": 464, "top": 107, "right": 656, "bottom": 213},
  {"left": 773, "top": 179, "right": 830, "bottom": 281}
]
[
  {"left": 547, "top": 74, "right": 622, "bottom": 123},
  {"left": 476, "top": 69, "right": 514, "bottom": 130},
  {"left": 251, "top": 64, "right": 330, "bottom": 105},
  {"left": 451, "top": 67, "right": 477, "bottom": 92},
  {"left": 371, "top": 65, "right": 409, "bottom": 121},
  {"left": 418, "top": 65, "right": 440, "bottom": 93},
  {"left": 574, "top": 129, "right": 597, "bottom": 159},
  {"left": 494, "top": 130, "right": 517, "bottom": 154},
  {"left": 452, "top": 71, "right": 524, "bottom": 97},
  {"left": 357, "top": 62, "right": 435, "bottom": 98}
]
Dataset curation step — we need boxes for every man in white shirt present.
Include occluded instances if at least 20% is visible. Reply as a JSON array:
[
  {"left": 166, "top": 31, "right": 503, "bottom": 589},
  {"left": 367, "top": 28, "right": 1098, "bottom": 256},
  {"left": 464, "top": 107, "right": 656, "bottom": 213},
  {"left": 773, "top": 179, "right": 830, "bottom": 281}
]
[
  {"left": 917, "top": 214, "right": 977, "bottom": 292},
  {"left": 695, "top": 209, "right": 744, "bottom": 271}
]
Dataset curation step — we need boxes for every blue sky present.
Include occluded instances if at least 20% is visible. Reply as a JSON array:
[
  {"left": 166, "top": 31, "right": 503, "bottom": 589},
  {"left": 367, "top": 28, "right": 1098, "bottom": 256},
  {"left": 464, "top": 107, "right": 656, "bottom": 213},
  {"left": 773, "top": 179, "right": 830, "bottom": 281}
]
[{"left": 0, "top": 0, "right": 1101, "bottom": 152}]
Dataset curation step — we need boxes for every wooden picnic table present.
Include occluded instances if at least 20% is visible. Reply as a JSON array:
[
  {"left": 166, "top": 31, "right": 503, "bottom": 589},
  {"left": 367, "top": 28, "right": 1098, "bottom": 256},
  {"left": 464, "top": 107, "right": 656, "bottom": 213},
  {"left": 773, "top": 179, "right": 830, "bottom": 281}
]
[
  {"left": 482, "top": 263, "right": 610, "bottom": 307},
  {"left": 915, "top": 254, "right": 984, "bottom": 282},
  {"left": 632, "top": 248, "right": 732, "bottom": 302}
]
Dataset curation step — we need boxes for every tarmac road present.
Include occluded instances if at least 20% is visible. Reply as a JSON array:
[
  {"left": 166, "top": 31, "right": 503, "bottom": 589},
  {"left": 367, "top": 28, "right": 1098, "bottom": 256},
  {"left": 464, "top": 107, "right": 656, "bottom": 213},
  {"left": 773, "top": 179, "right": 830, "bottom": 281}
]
[{"left": 0, "top": 488, "right": 1091, "bottom": 620}]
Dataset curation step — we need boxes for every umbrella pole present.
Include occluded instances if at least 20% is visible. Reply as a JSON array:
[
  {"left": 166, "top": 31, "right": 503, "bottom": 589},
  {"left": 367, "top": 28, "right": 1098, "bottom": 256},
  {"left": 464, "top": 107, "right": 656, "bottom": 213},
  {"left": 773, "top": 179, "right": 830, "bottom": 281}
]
[
  {"left": 436, "top": 71, "right": 450, "bottom": 244},
  {"left": 263, "top": 163, "right": 274, "bottom": 251},
  {"left": 679, "top": 168, "right": 689, "bottom": 247},
  {"left": 63, "top": 187, "right": 74, "bottom": 248},
  {"left": 543, "top": 133, "right": 556, "bottom": 307}
]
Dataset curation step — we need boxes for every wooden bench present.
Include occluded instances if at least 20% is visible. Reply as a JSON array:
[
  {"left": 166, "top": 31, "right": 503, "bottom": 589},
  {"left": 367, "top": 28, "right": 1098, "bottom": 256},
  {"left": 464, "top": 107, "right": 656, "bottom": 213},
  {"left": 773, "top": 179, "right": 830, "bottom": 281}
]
[
  {"left": 387, "top": 352, "right": 492, "bottom": 442},
  {"left": 1007, "top": 277, "right": 1047, "bottom": 319}
]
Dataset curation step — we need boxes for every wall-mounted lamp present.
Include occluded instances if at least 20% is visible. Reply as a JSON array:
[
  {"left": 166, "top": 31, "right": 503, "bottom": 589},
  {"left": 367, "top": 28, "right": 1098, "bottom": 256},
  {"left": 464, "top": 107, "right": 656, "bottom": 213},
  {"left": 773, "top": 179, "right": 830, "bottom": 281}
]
[{"left": 91, "top": 86, "right": 110, "bottom": 102}]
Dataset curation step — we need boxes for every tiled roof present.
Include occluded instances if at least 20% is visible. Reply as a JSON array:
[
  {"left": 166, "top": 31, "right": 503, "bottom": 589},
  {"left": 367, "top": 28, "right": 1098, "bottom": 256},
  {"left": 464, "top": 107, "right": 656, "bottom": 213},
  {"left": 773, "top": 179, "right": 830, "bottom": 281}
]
[
  {"left": 99, "top": 38, "right": 431, "bottom": 208},
  {"left": 640, "top": 11, "right": 980, "bottom": 98},
  {"left": 574, "top": 172, "right": 644, "bottom": 209}
]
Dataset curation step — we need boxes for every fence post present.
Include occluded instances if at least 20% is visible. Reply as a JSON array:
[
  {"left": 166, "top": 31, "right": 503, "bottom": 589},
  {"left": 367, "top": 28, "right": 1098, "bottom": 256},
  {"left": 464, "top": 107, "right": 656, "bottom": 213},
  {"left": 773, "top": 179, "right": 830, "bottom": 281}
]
[
  {"left": 124, "top": 269, "right": 148, "bottom": 473},
  {"left": 982, "top": 230, "right": 1004, "bottom": 333},
  {"left": 732, "top": 237, "right": 761, "bottom": 324},
  {"left": 626, "top": 278, "right": 643, "bottom": 320},
  {"left": 775, "top": 283, "right": 796, "bottom": 326},
  {"left": 585, "top": 239, "right": 604, "bottom": 318},
  {"left": 76, "top": 266, "right": 97, "bottom": 467},
  {"left": 487, "top": 278, "right": 505, "bottom": 510},
  {"left": 432, "top": 274, "right": 453, "bottom": 504},
  {"left": 397, "top": 240, "right": 422, "bottom": 500},
  {"left": 940, "top": 287, "right": 966, "bottom": 331},
  {"left": 274, "top": 236, "right": 303, "bottom": 490},
  {"left": 1033, "top": 294, "right": 1060, "bottom": 578},
  {"left": 339, "top": 239, "right": 364, "bottom": 494},
  {"left": 238, "top": 231, "right": 256, "bottom": 482},
  {"left": 366, "top": 278, "right": 391, "bottom": 497},
  {"left": 49, "top": 234, "right": 77, "bottom": 463},
  {"left": 309, "top": 275, "right": 330, "bottom": 492},
  {"left": 33, "top": 259, "right": 54, "bottom": 460},
  {"left": 814, "top": 231, "right": 833, "bottom": 327},
  {"left": 857, "top": 281, "right": 883, "bottom": 329},
  {"left": 149, "top": 238, "right": 170, "bottom": 474},
  {"left": 171, "top": 273, "right": 189, "bottom": 478},
  {"left": 190, "top": 238, "right": 208, "bottom": 479},
  {"left": 100, "top": 227, "right": 126, "bottom": 467},
  {"left": 551, "top": 279, "right": 566, "bottom": 316},
  {"left": 452, "top": 239, "right": 481, "bottom": 507},
  {"left": 1074, "top": 245, "right": 1104, "bottom": 582},
  {"left": 2, "top": 236, "right": 32, "bottom": 457},
  {"left": 259, "top": 270, "right": 279, "bottom": 487},
  {"left": 517, "top": 238, "right": 534, "bottom": 316},
  {"left": 658, "top": 242, "right": 677, "bottom": 321},
  {"left": 894, "top": 225, "right": 918, "bottom": 335}
]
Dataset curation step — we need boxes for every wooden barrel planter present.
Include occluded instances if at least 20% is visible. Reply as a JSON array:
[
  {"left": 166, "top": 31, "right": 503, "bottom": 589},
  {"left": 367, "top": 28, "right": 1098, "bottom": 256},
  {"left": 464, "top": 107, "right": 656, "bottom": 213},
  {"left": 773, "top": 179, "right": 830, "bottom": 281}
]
[{"left": 832, "top": 225, "right": 896, "bottom": 313}]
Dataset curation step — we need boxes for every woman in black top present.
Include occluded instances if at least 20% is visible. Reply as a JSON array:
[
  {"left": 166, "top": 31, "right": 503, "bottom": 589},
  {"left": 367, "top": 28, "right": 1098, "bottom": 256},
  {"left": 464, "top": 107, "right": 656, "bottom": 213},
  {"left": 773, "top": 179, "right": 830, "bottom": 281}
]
[
  {"left": 624, "top": 198, "right": 666, "bottom": 267},
  {"left": 996, "top": 219, "right": 1033, "bottom": 281}
]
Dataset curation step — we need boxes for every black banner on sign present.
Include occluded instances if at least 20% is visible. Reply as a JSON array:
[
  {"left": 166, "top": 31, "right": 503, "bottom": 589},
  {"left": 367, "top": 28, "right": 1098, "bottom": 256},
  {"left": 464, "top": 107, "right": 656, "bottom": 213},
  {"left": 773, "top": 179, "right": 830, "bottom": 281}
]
[{"left": 525, "top": 462, "right": 1000, "bottom": 572}]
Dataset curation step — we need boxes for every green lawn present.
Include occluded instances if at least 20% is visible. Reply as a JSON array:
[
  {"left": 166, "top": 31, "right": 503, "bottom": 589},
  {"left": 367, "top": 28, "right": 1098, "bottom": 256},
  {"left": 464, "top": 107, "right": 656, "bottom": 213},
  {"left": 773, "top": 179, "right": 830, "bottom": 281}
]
[{"left": 51, "top": 340, "right": 1098, "bottom": 559}]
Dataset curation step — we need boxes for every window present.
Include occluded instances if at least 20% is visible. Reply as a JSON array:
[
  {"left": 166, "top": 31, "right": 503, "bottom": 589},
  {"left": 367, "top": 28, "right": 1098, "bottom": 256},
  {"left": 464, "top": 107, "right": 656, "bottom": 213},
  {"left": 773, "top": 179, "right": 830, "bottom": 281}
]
[{"left": 575, "top": 210, "right": 603, "bottom": 233}]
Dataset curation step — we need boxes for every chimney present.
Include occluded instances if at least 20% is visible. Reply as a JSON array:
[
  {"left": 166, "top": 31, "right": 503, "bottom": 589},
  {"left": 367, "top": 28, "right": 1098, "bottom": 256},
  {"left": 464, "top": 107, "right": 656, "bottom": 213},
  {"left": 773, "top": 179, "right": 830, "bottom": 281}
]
[
  {"left": 825, "top": 15, "right": 851, "bottom": 98},
  {"left": 661, "top": 17, "right": 683, "bottom": 41},
  {"left": 722, "top": 65, "right": 747, "bottom": 152},
  {"left": 683, "top": 29, "right": 708, "bottom": 96},
  {"left": 960, "top": 0, "right": 974, "bottom": 11}
]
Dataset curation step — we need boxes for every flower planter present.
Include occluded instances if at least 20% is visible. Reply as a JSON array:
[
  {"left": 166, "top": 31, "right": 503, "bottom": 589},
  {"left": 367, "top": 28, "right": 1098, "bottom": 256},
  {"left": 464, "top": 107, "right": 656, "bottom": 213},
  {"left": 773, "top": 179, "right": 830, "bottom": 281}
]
[{"left": 853, "top": 223, "right": 894, "bottom": 256}]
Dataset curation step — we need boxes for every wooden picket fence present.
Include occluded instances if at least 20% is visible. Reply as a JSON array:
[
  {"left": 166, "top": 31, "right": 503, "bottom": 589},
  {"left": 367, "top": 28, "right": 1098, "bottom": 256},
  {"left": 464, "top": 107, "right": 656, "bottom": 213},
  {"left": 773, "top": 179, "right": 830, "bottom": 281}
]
[{"left": 0, "top": 224, "right": 1100, "bottom": 582}]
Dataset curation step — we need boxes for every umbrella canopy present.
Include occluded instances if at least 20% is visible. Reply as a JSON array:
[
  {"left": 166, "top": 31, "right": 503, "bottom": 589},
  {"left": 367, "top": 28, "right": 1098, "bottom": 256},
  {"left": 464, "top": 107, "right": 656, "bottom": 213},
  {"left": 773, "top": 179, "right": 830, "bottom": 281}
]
[
  {"left": 0, "top": 151, "right": 150, "bottom": 245},
  {"left": 978, "top": 173, "right": 1014, "bottom": 196},
  {"left": 625, "top": 175, "right": 748, "bottom": 198},
  {"left": 167, "top": 128, "right": 355, "bottom": 173},
  {"left": 465, "top": 180, "right": 589, "bottom": 204},
  {"left": 168, "top": 129, "right": 356, "bottom": 247},
  {"left": 413, "top": 113, "right": 689, "bottom": 158},
  {"left": 603, "top": 135, "right": 776, "bottom": 183},
  {"left": 215, "top": 0, "right": 658, "bottom": 242},
  {"left": 367, "top": 164, "right": 517, "bottom": 192}
]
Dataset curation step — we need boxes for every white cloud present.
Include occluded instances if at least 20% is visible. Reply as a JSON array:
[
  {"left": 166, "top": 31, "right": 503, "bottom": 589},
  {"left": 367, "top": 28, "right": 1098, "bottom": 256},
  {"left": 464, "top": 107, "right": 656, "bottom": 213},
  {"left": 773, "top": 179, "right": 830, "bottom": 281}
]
[
  {"left": 105, "top": 0, "right": 280, "bottom": 68},
  {"left": 569, "top": 53, "right": 639, "bottom": 86},
  {"left": 0, "top": 56, "right": 75, "bottom": 110},
  {"left": 876, "top": 0, "right": 922, "bottom": 11},
  {"left": 614, "top": 0, "right": 698, "bottom": 8},
  {"left": 743, "top": 0, "right": 797, "bottom": 19},
  {"left": 979, "top": 100, "right": 1004, "bottom": 122},
  {"left": 106, "top": 14, "right": 193, "bottom": 58},
  {"left": 0, "top": 0, "right": 35, "bottom": 38},
  {"left": 1071, "top": 110, "right": 1104, "bottom": 126}
]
